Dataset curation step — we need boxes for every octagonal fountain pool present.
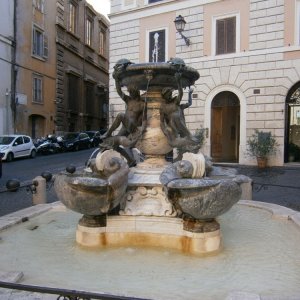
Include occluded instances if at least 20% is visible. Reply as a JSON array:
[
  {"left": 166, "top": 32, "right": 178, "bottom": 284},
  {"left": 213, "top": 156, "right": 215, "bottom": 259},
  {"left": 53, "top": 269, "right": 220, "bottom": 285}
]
[{"left": 0, "top": 200, "right": 299, "bottom": 300}]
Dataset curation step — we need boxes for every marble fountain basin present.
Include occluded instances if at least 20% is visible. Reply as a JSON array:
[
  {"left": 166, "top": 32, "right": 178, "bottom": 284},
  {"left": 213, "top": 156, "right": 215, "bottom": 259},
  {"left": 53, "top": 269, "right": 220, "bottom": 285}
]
[
  {"left": 54, "top": 155, "right": 129, "bottom": 217},
  {"left": 115, "top": 61, "right": 200, "bottom": 90},
  {"left": 164, "top": 175, "right": 249, "bottom": 220},
  {"left": 0, "top": 201, "right": 300, "bottom": 300},
  {"left": 160, "top": 159, "right": 251, "bottom": 221}
]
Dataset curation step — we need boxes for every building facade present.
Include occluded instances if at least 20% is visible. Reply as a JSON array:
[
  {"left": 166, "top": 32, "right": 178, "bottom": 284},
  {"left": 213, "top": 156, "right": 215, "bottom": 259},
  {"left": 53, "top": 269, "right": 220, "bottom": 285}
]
[
  {"left": 55, "top": 0, "right": 109, "bottom": 134},
  {"left": 0, "top": 0, "right": 15, "bottom": 135},
  {"left": 8, "top": 0, "right": 109, "bottom": 138},
  {"left": 109, "top": 0, "right": 300, "bottom": 166},
  {"left": 15, "top": 0, "right": 57, "bottom": 138}
]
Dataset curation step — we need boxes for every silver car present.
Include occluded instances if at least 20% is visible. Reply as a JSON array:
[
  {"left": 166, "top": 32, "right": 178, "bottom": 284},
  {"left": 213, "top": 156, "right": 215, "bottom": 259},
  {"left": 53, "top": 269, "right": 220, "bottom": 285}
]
[{"left": 0, "top": 135, "right": 37, "bottom": 162}]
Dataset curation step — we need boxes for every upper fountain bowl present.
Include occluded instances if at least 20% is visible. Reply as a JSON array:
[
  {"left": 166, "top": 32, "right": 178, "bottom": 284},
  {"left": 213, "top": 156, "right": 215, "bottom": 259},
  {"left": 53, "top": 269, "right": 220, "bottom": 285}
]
[{"left": 113, "top": 59, "right": 200, "bottom": 90}]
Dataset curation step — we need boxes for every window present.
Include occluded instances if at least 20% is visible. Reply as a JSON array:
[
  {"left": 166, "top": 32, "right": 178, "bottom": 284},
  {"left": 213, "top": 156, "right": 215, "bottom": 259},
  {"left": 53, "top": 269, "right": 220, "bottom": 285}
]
[
  {"left": 68, "top": 74, "right": 79, "bottom": 112},
  {"left": 147, "top": 29, "right": 167, "bottom": 62},
  {"left": 215, "top": 16, "right": 237, "bottom": 55},
  {"left": 33, "top": 75, "right": 43, "bottom": 103},
  {"left": 86, "top": 18, "right": 93, "bottom": 46},
  {"left": 69, "top": 2, "right": 77, "bottom": 34},
  {"left": 85, "top": 82, "right": 94, "bottom": 115},
  {"left": 14, "top": 137, "right": 24, "bottom": 146},
  {"left": 32, "top": 26, "right": 48, "bottom": 58},
  {"left": 99, "top": 29, "right": 106, "bottom": 56},
  {"left": 23, "top": 136, "right": 30, "bottom": 144},
  {"left": 33, "top": 0, "right": 44, "bottom": 13},
  {"left": 148, "top": 0, "right": 163, "bottom": 3}
]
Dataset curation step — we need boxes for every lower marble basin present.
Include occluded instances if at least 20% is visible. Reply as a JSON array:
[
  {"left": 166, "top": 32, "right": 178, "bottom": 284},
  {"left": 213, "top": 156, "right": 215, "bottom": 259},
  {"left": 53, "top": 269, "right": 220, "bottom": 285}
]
[
  {"left": 166, "top": 176, "right": 248, "bottom": 220},
  {"left": 160, "top": 160, "right": 251, "bottom": 220},
  {"left": 54, "top": 157, "right": 129, "bottom": 216}
]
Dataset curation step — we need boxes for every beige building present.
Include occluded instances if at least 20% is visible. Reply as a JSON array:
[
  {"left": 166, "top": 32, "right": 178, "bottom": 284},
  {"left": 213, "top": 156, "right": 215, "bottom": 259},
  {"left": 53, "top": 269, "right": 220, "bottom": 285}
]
[
  {"left": 14, "top": 0, "right": 109, "bottom": 138},
  {"left": 109, "top": 0, "right": 300, "bottom": 166},
  {"left": 15, "top": 0, "right": 57, "bottom": 138}
]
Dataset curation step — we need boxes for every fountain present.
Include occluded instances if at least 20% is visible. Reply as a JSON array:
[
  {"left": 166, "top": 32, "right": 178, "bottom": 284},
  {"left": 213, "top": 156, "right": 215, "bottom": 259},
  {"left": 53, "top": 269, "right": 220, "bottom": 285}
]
[
  {"left": 54, "top": 58, "right": 251, "bottom": 255},
  {"left": 1, "top": 59, "right": 300, "bottom": 300}
]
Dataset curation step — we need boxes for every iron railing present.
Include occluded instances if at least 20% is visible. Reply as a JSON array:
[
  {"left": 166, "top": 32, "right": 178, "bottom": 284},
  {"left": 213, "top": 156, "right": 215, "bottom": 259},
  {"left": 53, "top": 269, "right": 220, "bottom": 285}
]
[{"left": 0, "top": 281, "right": 152, "bottom": 300}]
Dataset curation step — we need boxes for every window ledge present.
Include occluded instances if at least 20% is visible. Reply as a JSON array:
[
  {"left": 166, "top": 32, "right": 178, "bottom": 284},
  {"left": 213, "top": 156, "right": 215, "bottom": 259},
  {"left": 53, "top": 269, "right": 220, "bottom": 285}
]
[
  {"left": 31, "top": 54, "right": 46, "bottom": 62},
  {"left": 98, "top": 53, "right": 108, "bottom": 61},
  {"left": 85, "top": 44, "right": 95, "bottom": 52},
  {"left": 67, "top": 31, "right": 80, "bottom": 41}
]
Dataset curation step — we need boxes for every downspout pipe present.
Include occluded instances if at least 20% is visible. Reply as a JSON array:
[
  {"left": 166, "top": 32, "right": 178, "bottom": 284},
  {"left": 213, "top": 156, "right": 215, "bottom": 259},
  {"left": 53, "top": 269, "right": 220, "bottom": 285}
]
[{"left": 11, "top": 0, "right": 17, "bottom": 132}]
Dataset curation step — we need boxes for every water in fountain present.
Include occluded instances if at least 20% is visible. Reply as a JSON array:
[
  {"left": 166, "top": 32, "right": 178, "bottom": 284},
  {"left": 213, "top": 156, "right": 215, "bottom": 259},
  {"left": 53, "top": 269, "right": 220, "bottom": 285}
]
[{"left": 0, "top": 203, "right": 299, "bottom": 299}]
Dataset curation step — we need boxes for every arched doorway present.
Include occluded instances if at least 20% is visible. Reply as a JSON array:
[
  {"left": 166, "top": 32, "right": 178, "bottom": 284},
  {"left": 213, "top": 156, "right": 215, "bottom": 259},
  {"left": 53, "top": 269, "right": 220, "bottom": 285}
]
[
  {"left": 211, "top": 91, "right": 240, "bottom": 162},
  {"left": 29, "top": 114, "right": 46, "bottom": 138},
  {"left": 285, "top": 82, "right": 300, "bottom": 163}
]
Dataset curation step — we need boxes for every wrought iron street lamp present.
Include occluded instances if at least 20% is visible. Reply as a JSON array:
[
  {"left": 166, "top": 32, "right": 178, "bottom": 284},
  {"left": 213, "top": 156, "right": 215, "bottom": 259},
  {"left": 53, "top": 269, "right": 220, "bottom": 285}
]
[{"left": 174, "top": 15, "right": 190, "bottom": 46}]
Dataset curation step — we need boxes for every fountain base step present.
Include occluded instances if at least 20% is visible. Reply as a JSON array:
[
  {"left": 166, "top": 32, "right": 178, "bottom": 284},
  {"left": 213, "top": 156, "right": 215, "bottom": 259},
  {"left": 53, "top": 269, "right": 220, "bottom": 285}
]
[{"left": 76, "top": 216, "right": 221, "bottom": 255}]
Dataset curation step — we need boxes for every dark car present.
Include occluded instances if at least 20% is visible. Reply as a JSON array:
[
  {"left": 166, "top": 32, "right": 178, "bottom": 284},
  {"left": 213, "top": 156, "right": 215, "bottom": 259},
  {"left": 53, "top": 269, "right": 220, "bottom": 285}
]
[
  {"left": 62, "top": 132, "right": 91, "bottom": 151},
  {"left": 84, "top": 131, "right": 102, "bottom": 147}
]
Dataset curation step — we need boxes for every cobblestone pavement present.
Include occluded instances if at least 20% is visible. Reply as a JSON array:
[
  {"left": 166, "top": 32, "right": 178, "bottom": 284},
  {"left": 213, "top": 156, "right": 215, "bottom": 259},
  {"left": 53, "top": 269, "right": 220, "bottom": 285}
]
[{"left": 234, "top": 164, "right": 300, "bottom": 212}]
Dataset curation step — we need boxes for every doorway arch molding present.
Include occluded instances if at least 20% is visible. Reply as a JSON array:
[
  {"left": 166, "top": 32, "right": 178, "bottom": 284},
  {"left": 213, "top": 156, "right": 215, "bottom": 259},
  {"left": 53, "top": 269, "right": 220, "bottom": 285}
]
[{"left": 204, "top": 85, "right": 247, "bottom": 163}]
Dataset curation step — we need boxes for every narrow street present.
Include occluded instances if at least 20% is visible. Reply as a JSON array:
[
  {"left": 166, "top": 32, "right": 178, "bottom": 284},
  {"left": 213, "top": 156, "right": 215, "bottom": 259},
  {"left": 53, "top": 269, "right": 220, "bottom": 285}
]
[{"left": 0, "top": 148, "right": 97, "bottom": 216}]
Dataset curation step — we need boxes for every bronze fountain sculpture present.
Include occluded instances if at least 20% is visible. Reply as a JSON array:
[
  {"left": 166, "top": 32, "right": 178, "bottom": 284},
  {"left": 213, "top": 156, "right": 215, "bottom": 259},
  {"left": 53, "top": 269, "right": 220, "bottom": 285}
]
[{"left": 55, "top": 58, "right": 251, "bottom": 254}]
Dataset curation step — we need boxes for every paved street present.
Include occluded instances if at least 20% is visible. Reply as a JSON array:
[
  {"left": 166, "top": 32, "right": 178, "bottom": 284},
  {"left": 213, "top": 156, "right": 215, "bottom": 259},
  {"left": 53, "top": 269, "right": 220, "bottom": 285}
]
[
  {"left": 235, "top": 164, "right": 300, "bottom": 212},
  {"left": 0, "top": 148, "right": 97, "bottom": 216}
]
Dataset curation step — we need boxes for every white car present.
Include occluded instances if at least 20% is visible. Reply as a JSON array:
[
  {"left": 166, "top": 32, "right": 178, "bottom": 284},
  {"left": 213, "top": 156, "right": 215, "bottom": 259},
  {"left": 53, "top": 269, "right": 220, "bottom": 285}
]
[{"left": 0, "top": 135, "right": 37, "bottom": 162}]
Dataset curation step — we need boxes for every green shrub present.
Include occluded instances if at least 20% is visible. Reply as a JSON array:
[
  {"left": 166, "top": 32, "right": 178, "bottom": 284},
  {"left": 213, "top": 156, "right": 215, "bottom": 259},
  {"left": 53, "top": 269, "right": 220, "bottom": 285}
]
[{"left": 246, "top": 130, "right": 278, "bottom": 158}]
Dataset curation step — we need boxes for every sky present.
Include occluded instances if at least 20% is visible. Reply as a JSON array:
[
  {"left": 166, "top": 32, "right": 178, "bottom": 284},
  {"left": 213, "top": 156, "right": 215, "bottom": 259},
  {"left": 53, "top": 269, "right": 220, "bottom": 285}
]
[{"left": 86, "top": 0, "right": 111, "bottom": 19}]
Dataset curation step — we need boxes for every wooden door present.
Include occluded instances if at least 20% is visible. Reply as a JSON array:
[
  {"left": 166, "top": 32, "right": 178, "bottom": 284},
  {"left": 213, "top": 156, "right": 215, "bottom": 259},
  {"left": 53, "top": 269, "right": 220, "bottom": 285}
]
[{"left": 211, "top": 107, "right": 222, "bottom": 158}]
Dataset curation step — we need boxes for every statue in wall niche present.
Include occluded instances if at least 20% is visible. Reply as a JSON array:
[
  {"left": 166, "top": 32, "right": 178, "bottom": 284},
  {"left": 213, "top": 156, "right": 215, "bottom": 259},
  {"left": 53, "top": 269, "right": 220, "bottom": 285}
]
[{"left": 160, "top": 72, "right": 198, "bottom": 149}]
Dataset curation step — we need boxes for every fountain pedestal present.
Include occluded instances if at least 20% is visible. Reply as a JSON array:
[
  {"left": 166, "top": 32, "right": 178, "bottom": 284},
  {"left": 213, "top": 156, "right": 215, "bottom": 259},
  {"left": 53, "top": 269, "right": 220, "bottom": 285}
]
[
  {"left": 76, "top": 215, "right": 221, "bottom": 255},
  {"left": 137, "top": 89, "right": 172, "bottom": 168}
]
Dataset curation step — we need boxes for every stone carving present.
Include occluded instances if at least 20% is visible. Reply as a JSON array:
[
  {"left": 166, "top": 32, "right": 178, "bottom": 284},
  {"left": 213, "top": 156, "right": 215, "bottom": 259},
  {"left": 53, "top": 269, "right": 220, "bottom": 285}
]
[
  {"left": 160, "top": 159, "right": 251, "bottom": 220},
  {"left": 54, "top": 151, "right": 129, "bottom": 222},
  {"left": 100, "top": 59, "right": 147, "bottom": 166},
  {"left": 160, "top": 72, "right": 198, "bottom": 148},
  {"left": 182, "top": 152, "right": 206, "bottom": 178},
  {"left": 120, "top": 186, "right": 176, "bottom": 217}
]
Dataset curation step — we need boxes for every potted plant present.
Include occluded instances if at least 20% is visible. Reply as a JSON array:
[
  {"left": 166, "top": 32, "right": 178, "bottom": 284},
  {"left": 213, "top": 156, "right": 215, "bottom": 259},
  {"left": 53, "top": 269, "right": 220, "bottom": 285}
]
[{"left": 246, "top": 130, "right": 278, "bottom": 168}]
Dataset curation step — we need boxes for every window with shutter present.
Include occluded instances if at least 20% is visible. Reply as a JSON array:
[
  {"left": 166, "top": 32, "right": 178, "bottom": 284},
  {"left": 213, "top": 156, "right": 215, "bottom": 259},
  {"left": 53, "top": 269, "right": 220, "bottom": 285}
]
[
  {"left": 32, "top": 26, "right": 48, "bottom": 59},
  {"left": 85, "top": 83, "right": 94, "bottom": 116},
  {"left": 68, "top": 74, "right": 79, "bottom": 112},
  {"left": 32, "top": 27, "right": 43, "bottom": 57},
  {"left": 33, "top": 0, "right": 44, "bottom": 13},
  {"left": 216, "top": 16, "right": 236, "bottom": 55},
  {"left": 33, "top": 75, "right": 43, "bottom": 103},
  {"left": 43, "top": 35, "right": 48, "bottom": 58},
  {"left": 99, "top": 29, "right": 106, "bottom": 57},
  {"left": 86, "top": 18, "right": 93, "bottom": 46},
  {"left": 69, "top": 2, "right": 77, "bottom": 34}
]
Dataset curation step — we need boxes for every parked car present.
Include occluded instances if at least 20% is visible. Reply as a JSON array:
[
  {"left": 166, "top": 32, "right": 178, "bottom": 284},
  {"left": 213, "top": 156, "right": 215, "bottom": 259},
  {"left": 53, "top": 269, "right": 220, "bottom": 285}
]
[
  {"left": 0, "top": 135, "right": 37, "bottom": 162},
  {"left": 62, "top": 132, "right": 91, "bottom": 151},
  {"left": 84, "top": 131, "right": 102, "bottom": 147}
]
